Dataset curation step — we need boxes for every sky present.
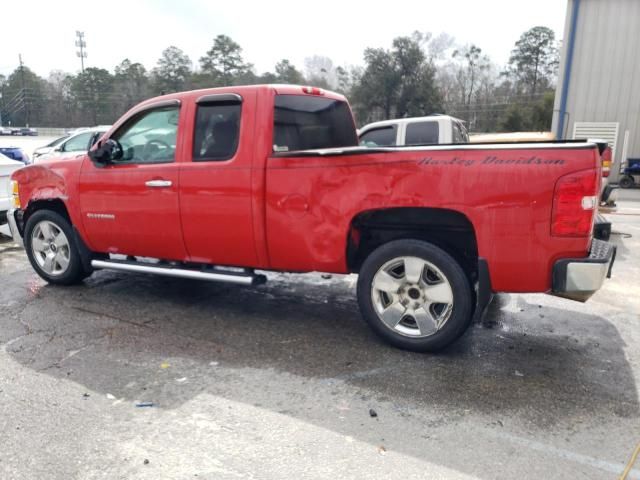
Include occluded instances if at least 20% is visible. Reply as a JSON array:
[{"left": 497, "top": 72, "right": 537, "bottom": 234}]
[{"left": 0, "top": 0, "right": 567, "bottom": 79}]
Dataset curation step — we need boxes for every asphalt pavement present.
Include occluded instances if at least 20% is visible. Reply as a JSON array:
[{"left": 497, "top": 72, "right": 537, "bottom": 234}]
[{"left": 0, "top": 191, "right": 639, "bottom": 479}]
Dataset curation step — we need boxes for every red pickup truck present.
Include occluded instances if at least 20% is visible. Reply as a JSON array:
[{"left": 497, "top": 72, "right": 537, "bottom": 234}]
[{"left": 7, "top": 85, "right": 615, "bottom": 352}]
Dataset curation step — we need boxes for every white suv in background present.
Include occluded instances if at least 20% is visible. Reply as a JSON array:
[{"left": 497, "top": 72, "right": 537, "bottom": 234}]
[
  {"left": 358, "top": 115, "right": 469, "bottom": 147},
  {"left": 33, "top": 126, "right": 110, "bottom": 163}
]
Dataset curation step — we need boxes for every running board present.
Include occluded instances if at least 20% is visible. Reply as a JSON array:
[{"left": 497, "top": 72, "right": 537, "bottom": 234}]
[{"left": 90, "top": 259, "right": 266, "bottom": 286}]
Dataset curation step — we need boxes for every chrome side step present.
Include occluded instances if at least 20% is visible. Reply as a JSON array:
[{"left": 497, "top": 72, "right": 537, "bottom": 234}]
[{"left": 90, "top": 259, "right": 266, "bottom": 286}]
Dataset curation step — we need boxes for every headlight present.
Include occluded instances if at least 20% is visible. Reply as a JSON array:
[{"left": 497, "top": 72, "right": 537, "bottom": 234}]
[{"left": 10, "top": 180, "right": 20, "bottom": 208}]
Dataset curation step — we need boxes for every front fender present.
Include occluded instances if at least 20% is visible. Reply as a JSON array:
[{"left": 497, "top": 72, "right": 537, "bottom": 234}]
[{"left": 11, "top": 158, "right": 85, "bottom": 238}]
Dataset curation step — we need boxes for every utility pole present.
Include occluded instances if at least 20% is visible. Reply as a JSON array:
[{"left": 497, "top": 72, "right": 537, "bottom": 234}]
[
  {"left": 19, "top": 54, "right": 29, "bottom": 127},
  {"left": 75, "top": 31, "right": 87, "bottom": 72}
]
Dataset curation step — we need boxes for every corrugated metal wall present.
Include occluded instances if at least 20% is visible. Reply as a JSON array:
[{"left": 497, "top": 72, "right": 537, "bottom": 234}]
[{"left": 552, "top": 0, "right": 640, "bottom": 181}]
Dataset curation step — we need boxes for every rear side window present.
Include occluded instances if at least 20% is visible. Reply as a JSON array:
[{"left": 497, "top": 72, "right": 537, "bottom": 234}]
[
  {"left": 405, "top": 122, "right": 439, "bottom": 145},
  {"left": 193, "top": 102, "right": 241, "bottom": 161},
  {"left": 273, "top": 95, "right": 357, "bottom": 152},
  {"left": 359, "top": 126, "right": 397, "bottom": 147}
]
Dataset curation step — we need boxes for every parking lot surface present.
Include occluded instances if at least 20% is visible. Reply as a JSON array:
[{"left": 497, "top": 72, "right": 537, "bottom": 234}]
[{"left": 1, "top": 190, "right": 639, "bottom": 479}]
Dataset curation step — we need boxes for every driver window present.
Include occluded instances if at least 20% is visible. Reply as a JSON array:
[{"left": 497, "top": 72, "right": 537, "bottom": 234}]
[{"left": 112, "top": 106, "right": 180, "bottom": 164}]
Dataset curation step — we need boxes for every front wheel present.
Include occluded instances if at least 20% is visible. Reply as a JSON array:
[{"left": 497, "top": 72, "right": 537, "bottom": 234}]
[
  {"left": 24, "top": 210, "right": 91, "bottom": 285},
  {"left": 357, "top": 239, "right": 473, "bottom": 352}
]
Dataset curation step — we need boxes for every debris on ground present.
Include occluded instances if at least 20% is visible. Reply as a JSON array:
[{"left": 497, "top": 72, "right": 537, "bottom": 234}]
[
  {"left": 175, "top": 377, "right": 187, "bottom": 383},
  {"left": 135, "top": 402, "right": 155, "bottom": 408},
  {"left": 160, "top": 362, "right": 170, "bottom": 369},
  {"left": 82, "top": 393, "right": 90, "bottom": 399},
  {"left": 378, "top": 445, "right": 387, "bottom": 455},
  {"left": 143, "top": 459, "right": 149, "bottom": 465},
  {"left": 369, "top": 408, "right": 378, "bottom": 418},
  {"left": 209, "top": 361, "right": 219, "bottom": 367},
  {"left": 515, "top": 370, "right": 524, "bottom": 377},
  {"left": 106, "top": 393, "right": 116, "bottom": 400},
  {"left": 321, "top": 274, "right": 332, "bottom": 279}
]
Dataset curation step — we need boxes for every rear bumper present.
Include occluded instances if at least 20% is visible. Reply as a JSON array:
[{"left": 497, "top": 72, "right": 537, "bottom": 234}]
[
  {"left": 551, "top": 239, "right": 616, "bottom": 302},
  {"left": 7, "top": 208, "right": 24, "bottom": 245}
]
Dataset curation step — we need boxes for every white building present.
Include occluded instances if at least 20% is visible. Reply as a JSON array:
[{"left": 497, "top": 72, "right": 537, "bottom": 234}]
[{"left": 552, "top": 0, "right": 640, "bottom": 182}]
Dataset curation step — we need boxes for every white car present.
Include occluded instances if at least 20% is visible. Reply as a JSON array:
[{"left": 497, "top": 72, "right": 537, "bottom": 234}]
[
  {"left": 34, "top": 126, "right": 109, "bottom": 163},
  {"left": 358, "top": 115, "right": 469, "bottom": 147},
  {"left": 32, "top": 134, "right": 70, "bottom": 160},
  {"left": 0, "top": 153, "right": 23, "bottom": 237}
]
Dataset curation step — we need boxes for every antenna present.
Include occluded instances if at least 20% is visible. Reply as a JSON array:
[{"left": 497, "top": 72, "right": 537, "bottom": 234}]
[{"left": 75, "top": 31, "right": 87, "bottom": 72}]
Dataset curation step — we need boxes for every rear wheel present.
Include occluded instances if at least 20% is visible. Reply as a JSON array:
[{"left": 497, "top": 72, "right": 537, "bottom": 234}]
[
  {"left": 357, "top": 239, "right": 473, "bottom": 352},
  {"left": 619, "top": 175, "right": 635, "bottom": 189},
  {"left": 24, "top": 210, "right": 91, "bottom": 285}
]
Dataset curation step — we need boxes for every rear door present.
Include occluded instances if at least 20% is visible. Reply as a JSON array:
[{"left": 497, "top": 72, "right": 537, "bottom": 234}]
[
  {"left": 178, "top": 91, "right": 258, "bottom": 266},
  {"left": 79, "top": 101, "right": 187, "bottom": 260}
]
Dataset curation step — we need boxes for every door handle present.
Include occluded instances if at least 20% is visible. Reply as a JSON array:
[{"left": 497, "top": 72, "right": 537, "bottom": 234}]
[{"left": 145, "top": 179, "right": 172, "bottom": 188}]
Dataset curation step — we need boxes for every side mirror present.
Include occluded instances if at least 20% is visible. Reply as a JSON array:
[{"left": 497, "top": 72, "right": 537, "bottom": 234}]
[{"left": 88, "top": 139, "right": 123, "bottom": 165}]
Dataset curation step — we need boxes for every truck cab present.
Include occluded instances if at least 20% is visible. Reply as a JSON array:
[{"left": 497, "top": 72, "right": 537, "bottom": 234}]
[{"left": 358, "top": 115, "right": 469, "bottom": 147}]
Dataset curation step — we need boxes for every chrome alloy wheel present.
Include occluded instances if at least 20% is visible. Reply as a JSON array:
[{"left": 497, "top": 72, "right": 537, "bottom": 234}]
[
  {"left": 30, "top": 220, "right": 71, "bottom": 276},
  {"left": 371, "top": 256, "right": 454, "bottom": 338}
]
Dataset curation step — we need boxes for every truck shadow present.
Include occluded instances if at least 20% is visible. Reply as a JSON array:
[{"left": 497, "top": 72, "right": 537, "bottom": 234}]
[{"left": 4, "top": 267, "right": 638, "bottom": 472}]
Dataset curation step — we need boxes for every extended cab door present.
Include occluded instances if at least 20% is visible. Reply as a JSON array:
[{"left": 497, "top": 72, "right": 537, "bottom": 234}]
[
  {"left": 178, "top": 91, "right": 259, "bottom": 267},
  {"left": 78, "top": 101, "right": 187, "bottom": 260}
]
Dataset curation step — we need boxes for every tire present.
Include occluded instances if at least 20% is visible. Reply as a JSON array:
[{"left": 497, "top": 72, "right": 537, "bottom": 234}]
[
  {"left": 357, "top": 239, "right": 473, "bottom": 352},
  {"left": 24, "top": 210, "right": 91, "bottom": 285},
  {"left": 619, "top": 175, "right": 634, "bottom": 189}
]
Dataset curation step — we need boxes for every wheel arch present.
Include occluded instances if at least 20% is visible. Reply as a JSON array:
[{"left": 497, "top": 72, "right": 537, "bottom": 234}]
[
  {"left": 24, "top": 198, "right": 72, "bottom": 226},
  {"left": 23, "top": 199, "right": 94, "bottom": 274},
  {"left": 346, "top": 207, "right": 480, "bottom": 281}
]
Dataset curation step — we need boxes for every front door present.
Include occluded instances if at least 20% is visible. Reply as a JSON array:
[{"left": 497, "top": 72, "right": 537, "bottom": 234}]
[{"left": 78, "top": 103, "right": 187, "bottom": 260}]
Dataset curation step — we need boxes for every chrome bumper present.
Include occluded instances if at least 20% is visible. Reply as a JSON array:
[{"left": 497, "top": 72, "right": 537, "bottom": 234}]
[
  {"left": 552, "top": 239, "right": 616, "bottom": 302},
  {"left": 7, "top": 208, "right": 23, "bottom": 246}
]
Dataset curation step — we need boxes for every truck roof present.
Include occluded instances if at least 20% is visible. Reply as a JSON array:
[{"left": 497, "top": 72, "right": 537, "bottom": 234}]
[
  {"left": 360, "top": 115, "right": 466, "bottom": 131},
  {"left": 135, "top": 84, "right": 347, "bottom": 110}
]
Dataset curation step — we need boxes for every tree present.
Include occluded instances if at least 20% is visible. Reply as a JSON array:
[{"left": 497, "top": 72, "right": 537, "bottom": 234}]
[
  {"left": 351, "top": 32, "right": 442, "bottom": 124},
  {"left": 199, "top": 35, "right": 252, "bottom": 86},
  {"left": 452, "top": 45, "right": 487, "bottom": 107},
  {"left": 507, "top": 26, "right": 558, "bottom": 95},
  {"left": 41, "top": 70, "right": 74, "bottom": 126},
  {"left": 1, "top": 65, "right": 46, "bottom": 127},
  {"left": 334, "top": 66, "right": 353, "bottom": 94},
  {"left": 304, "top": 55, "right": 334, "bottom": 89},
  {"left": 71, "top": 67, "right": 115, "bottom": 125},
  {"left": 274, "top": 59, "right": 305, "bottom": 84},
  {"left": 114, "top": 59, "right": 149, "bottom": 111},
  {"left": 152, "top": 46, "right": 192, "bottom": 94},
  {"left": 499, "top": 103, "right": 526, "bottom": 132},
  {"left": 450, "top": 44, "right": 492, "bottom": 126}
]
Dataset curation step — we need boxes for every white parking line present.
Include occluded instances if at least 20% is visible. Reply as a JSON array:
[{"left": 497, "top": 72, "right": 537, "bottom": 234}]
[{"left": 487, "top": 430, "right": 640, "bottom": 479}]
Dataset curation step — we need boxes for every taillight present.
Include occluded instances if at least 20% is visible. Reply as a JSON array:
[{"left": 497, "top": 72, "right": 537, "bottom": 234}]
[
  {"left": 551, "top": 169, "right": 599, "bottom": 237},
  {"left": 601, "top": 146, "right": 612, "bottom": 178}
]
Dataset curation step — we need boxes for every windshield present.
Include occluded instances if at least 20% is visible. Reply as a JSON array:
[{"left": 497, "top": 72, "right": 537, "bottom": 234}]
[
  {"left": 273, "top": 95, "right": 357, "bottom": 152},
  {"left": 46, "top": 135, "right": 69, "bottom": 148}
]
